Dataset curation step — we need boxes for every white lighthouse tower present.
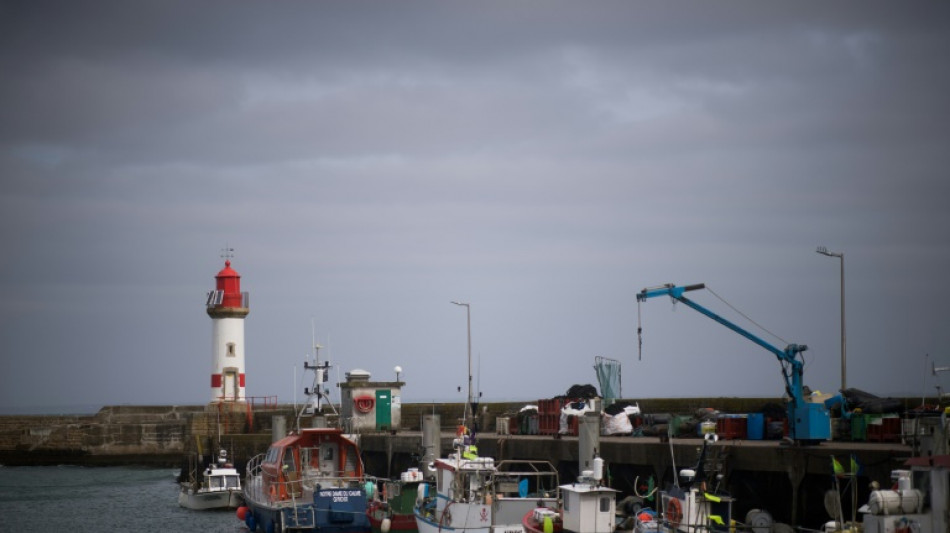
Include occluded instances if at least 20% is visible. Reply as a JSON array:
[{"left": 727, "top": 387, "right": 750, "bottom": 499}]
[{"left": 206, "top": 256, "right": 249, "bottom": 403}]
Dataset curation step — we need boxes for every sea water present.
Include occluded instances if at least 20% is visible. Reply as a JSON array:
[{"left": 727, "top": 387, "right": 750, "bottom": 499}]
[{"left": 0, "top": 465, "right": 247, "bottom": 532}]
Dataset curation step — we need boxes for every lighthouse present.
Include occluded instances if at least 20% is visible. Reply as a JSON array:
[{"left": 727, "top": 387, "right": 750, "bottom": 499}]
[{"left": 206, "top": 258, "right": 249, "bottom": 403}]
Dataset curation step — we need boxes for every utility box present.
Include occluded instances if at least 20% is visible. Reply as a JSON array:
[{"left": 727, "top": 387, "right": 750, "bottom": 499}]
[{"left": 338, "top": 369, "right": 404, "bottom": 433}]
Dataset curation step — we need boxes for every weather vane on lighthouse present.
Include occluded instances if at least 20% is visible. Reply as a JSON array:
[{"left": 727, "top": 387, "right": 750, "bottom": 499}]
[{"left": 220, "top": 245, "right": 235, "bottom": 261}]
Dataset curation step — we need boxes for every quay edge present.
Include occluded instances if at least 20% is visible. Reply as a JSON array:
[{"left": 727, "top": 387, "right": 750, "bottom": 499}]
[
  {"left": 0, "top": 398, "right": 925, "bottom": 529},
  {"left": 0, "top": 397, "right": 922, "bottom": 467}
]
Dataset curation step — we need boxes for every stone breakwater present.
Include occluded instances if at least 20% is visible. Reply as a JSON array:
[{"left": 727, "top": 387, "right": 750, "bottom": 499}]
[{"left": 0, "top": 404, "right": 287, "bottom": 466}]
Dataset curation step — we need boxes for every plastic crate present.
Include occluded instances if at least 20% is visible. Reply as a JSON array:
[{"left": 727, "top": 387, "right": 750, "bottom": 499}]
[
  {"left": 867, "top": 415, "right": 901, "bottom": 442},
  {"left": 851, "top": 415, "right": 868, "bottom": 441},
  {"left": 538, "top": 398, "right": 564, "bottom": 416},
  {"left": 539, "top": 413, "right": 559, "bottom": 435},
  {"left": 747, "top": 413, "right": 765, "bottom": 440},
  {"left": 716, "top": 415, "right": 747, "bottom": 440}
]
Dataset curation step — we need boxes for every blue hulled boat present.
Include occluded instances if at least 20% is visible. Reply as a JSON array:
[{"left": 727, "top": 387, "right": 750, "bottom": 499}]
[{"left": 242, "top": 427, "right": 371, "bottom": 533}]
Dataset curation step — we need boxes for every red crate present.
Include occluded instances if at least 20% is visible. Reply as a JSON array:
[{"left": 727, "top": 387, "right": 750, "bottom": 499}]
[
  {"left": 868, "top": 417, "right": 901, "bottom": 442},
  {"left": 716, "top": 416, "right": 747, "bottom": 440},
  {"left": 539, "top": 413, "right": 559, "bottom": 435},
  {"left": 538, "top": 399, "right": 563, "bottom": 416},
  {"left": 509, "top": 417, "right": 519, "bottom": 435}
]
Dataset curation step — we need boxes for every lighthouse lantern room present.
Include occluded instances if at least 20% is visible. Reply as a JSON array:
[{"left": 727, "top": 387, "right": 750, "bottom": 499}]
[{"left": 206, "top": 259, "right": 249, "bottom": 403}]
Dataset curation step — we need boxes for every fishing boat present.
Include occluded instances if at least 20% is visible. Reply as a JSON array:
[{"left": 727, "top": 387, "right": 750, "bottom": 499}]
[
  {"left": 651, "top": 435, "right": 737, "bottom": 533},
  {"left": 178, "top": 448, "right": 243, "bottom": 510},
  {"left": 367, "top": 468, "right": 424, "bottom": 533},
  {"left": 859, "top": 455, "right": 949, "bottom": 533},
  {"left": 414, "top": 431, "right": 560, "bottom": 533},
  {"left": 521, "top": 465, "right": 618, "bottom": 533},
  {"left": 242, "top": 427, "right": 372, "bottom": 533}
]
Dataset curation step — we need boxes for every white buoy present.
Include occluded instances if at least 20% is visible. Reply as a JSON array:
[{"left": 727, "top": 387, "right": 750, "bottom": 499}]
[
  {"left": 592, "top": 457, "right": 604, "bottom": 482},
  {"left": 381, "top": 518, "right": 392, "bottom": 533}
]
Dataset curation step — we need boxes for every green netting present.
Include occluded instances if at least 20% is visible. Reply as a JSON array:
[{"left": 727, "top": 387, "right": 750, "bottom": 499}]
[{"left": 594, "top": 356, "right": 621, "bottom": 404}]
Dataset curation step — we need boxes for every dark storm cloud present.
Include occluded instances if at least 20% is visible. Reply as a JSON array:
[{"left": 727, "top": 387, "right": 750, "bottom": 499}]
[{"left": 1, "top": 1, "right": 949, "bottom": 411}]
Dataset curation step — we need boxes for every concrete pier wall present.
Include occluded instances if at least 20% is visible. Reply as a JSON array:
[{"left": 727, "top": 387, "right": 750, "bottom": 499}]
[{"left": 0, "top": 398, "right": 923, "bottom": 529}]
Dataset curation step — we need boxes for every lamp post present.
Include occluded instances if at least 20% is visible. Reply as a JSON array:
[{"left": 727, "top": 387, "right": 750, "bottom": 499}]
[
  {"left": 817, "top": 246, "right": 846, "bottom": 391},
  {"left": 451, "top": 301, "right": 472, "bottom": 427}
]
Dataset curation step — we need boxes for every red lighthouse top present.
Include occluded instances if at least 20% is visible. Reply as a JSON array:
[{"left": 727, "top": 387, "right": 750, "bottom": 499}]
[{"left": 214, "top": 260, "right": 244, "bottom": 308}]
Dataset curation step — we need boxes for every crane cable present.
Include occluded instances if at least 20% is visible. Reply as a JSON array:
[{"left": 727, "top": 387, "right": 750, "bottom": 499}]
[
  {"left": 705, "top": 285, "right": 789, "bottom": 346},
  {"left": 705, "top": 285, "right": 807, "bottom": 398},
  {"left": 637, "top": 298, "right": 643, "bottom": 361}
]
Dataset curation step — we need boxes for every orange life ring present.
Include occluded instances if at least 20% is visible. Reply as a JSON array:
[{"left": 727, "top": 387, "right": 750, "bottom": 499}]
[{"left": 666, "top": 498, "right": 683, "bottom": 529}]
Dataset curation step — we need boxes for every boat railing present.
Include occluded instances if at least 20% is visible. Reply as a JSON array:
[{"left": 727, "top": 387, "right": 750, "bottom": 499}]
[
  {"left": 245, "top": 452, "right": 365, "bottom": 507},
  {"left": 492, "top": 460, "right": 561, "bottom": 499}
]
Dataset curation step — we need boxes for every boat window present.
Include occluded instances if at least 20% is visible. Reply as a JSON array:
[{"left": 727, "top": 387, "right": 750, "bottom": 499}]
[
  {"left": 600, "top": 497, "right": 611, "bottom": 513},
  {"left": 563, "top": 494, "right": 570, "bottom": 512},
  {"left": 226, "top": 475, "right": 240, "bottom": 489},
  {"left": 323, "top": 445, "right": 334, "bottom": 461},
  {"left": 209, "top": 476, "right": 222, "bottom": 489},
  {"left": 282, "top": 450, "right": 296, "bottom": 473}
]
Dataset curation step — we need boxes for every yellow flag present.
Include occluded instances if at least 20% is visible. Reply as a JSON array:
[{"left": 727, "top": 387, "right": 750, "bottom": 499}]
[{"left": 832, "top": 456, "right": 844, "bottom": 477}]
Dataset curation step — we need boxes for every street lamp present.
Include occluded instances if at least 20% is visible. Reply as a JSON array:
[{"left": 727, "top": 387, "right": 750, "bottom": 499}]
[
  {"left": 451, "top": 301, "right": 472, "bottom": 427},
  {"left": 817, "top": 246, "right": 846, "bottom": 391}
]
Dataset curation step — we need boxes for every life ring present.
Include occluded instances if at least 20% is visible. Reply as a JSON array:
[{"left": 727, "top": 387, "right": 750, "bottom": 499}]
[
  {"left": 666, "top": 497, "right": 683, "bottom": 529},
  {"left": 355, "top": 396, "right": 375, "bottom": 414}
]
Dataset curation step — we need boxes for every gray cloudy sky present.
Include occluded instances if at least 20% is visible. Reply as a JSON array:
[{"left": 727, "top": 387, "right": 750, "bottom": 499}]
[{"left": 2, "top": 1, "right": 949, "bottom": 413}]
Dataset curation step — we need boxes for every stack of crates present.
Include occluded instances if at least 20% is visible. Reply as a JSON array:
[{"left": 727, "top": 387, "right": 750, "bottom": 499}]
[
  {"left": 716, "top": 414, "right": 748, "bottom": 440},
  {"left": 851, "top": 415, "right": 868, "bottom": 441},
  {"left": 520, "top": 413, "right": 539, "bottom": 435},
  {"left": 867, "top": 415, "right": 901, "bottom": 442},
  {"left": 538, "top": 398, "right": 563, "bottom": 435}
]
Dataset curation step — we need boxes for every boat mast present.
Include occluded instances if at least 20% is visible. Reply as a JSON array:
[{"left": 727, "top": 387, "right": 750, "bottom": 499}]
[
  {"left": 298, "top": 320, "right": 334, "bottom": 430},
  {"left": 451, "top": 301, "right": 473, "bottom": 430}
]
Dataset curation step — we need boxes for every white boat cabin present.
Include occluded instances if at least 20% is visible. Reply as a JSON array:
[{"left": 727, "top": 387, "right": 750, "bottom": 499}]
[{"left": 560, "top": 482, "right": 618, "bottom": 533}]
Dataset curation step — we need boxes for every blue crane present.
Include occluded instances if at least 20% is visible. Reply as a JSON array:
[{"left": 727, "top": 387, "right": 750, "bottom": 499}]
[{"left": 636, "top": 283, "right": 830, "bottom": 443}]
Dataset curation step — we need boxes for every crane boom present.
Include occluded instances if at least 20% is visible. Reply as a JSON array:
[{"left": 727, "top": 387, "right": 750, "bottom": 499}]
[{"left": 636, "top": 283, "right": 830, "bottom": 443}]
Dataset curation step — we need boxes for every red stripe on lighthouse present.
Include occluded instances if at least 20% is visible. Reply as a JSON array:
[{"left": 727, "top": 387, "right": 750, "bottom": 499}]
[
  {"left": 211, "top": 374, "right": 222, "bottom": 387},
  {"left": 239, "top": 374, "right": 245, "bottom": 387}
]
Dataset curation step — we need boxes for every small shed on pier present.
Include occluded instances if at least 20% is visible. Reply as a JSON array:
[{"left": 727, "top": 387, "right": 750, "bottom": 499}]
[{"left": 338, "top": 369, "right": 404, "bottom": 433}]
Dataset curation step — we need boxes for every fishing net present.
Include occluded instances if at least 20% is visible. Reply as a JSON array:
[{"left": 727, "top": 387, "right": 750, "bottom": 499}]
[{"left": 594, "top": 356, "right": 621, "bottom": 404}]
